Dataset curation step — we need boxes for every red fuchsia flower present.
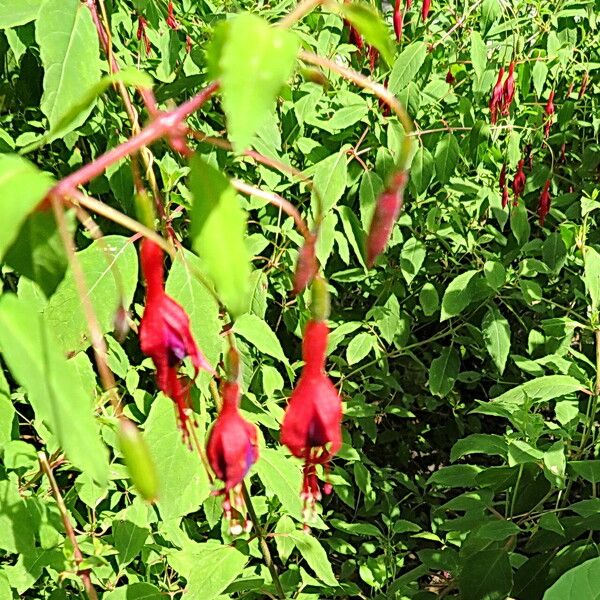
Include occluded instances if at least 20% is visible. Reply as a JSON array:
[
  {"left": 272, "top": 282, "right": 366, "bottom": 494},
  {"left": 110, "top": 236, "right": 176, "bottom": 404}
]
[
  {"left": 501, "top": 61, "right": 516, "bottom": 116},
  {"left": 206, "top": 380, "right": 258, "bottom": 535},
  {"left": 293, "top": 234, "right": 318, "bottom": 295},
  {"left": 137, "top": 16, "right": 151, "bottom": 55},
  {"left": 393, "top": 0, "right": 404, "bottom": 41},
  {"left": 489, "top": 67, "right": 505, "bottom": 124},
  {"left": 281, "top": 319, "right": 342, "bottom": 524},
  {"left": 422, "top": 0, "right": 432, "bottom": 21},
  {"left": 366, "top": 171, "right": 408, "bottom": 267},
  {"left": 538, "top": 179, "right": 551, "bottom": 226},
  {"left": 512, "top": 159, "right": 526, "bottom": 204},
  {"left": 166, "top": 1, "right": 179, "bottom": 30},
  {"left": 139, "top": 239, "right": 213, "bottom": 442},
  {"left": 368, "top": 45, "right": 379, "bottom": 72},
  {"left": 544, "top": 89, "right": 555, "bottom": 138},
  {"left": 347, "top": 24, "right": 364, "bottom": 52},
  {"left": 499, "top": 163, "right": 509, "bottom": 209},
  {"left": 446, "top": 69, "right": 456, "bottom": 85}
]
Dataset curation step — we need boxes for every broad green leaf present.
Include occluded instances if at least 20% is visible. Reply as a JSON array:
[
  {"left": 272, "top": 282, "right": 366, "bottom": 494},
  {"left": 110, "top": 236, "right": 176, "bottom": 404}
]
[
  {"left": 470, "top": 31, "right": 487, "bottom": 80},
  {"left": 429, "top": 347, "right": 460, "bottom": 397},
  {"left": 458, "top": 550, "right": 513, "bottom": 600},
  {"left": 419, "top": 283, "right": 439, "bottom": 316},
  {"left": 543, "top": 557, "right": 600, "bottom": 599},
  {"left": 143, "top": 394, "right": 210, "bottom": 520},
  {"left": 44, "top": 235, "right": 138, "bottom": 353},
  {"left": 166, "top": 250, "right": 223, "bottom": 368},
  {"left": 0, "top": 154, "right": 53, "bottom": 260},
  {"left": 440, "top": 270, "right": 479, "bottom": 321},
  {"left": 275, "top": 515, "right": 296, "bottom": 563},
  {"left": 532, "top": 59, "right": 548, "bottom": 97},
  {"left": 213, "top": 13, "right": 298, "bottom": 151},
  {"left": 0, "top": 0, "right": 41, "bottom": 28},
  {"left": 36, "top": 0, "right": 101, "bottom": 134},
  {"left": 290, "top": 531, "right": 338, "bottom": 587},
  {"left": 234, "top": 313, "right": 288, "bottom": 364},
  {"left": 491, "top": 375, "right": 584, "bottom": 406},
  {"left": 189, "top": 155, "right": 250, "bottom": 318},
  {"left": 434, "top": 133, "right": 460, "bottom": 184},
  {"left": 312, "top": 149, "right": 348, "bottom": 215},
  {"left": 389, "top": 41, "right": 427, "bottom": 94},
  {"left": 346, "top": 332, "right": 375, "bottom": 365},
  {"left": 543, "top": 232, "right": 567, "bottom": 273},
  {"left": 427, "top": 465, "right": 482, "bottom": 488},
  {"left": 568, "top": 461, "right": 600, "bottom": 485},
  {"left": 0, "top": 367, "right": 15, "bottom": 450},
  {"left": 410, "top": 146, "right": 434, "bottom": 195},
  {"left": 483, "top": 261, "right": 506, "bottom": 290},
  {"left": 113, "top": 519, "right": 149, "bottom": 567},
  {"left": 359, "top": 171, "right": 384, "bottom": 230},
  {"left": 0, "top": 477, "right": 36, "bottom": 553},
  {"left": 104, "top": 584, "right": 162, "bottom": 600},
  {"left": 255, "top": 447, "right": 303, "bottom": 518},
  {"left": 400, "top": 238, "right": 426, "bottom": 284},
  {"left": 338, "top": 3, "right": 394, "bottom": 66},
  {"left": 450, "top": 434, "right": 508, "bottom": 462},
  {"left": 482, "top": 306, "right": 511, "bottom": 374},
  {"left": 584, "top": 246, "right": 600, "bottom": 312},
  {"left": 511, "top": 201, "right": 530, "bottom": 246},
  {"left": 0, "top": 294, "right": 109, "bottom": 485}
]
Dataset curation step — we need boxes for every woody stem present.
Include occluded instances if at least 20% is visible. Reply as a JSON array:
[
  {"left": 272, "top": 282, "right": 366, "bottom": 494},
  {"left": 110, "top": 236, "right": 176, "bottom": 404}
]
[
  {"left": 242, "top": 483, "right": 286, "bottom": 599},
  {"left": 39, "top": 452, "right": 98, "bottom": 600}
]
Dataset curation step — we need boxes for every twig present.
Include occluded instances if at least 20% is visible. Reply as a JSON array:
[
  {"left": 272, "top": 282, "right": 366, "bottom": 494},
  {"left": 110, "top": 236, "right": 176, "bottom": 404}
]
[
  {"left": 39, "top": 452, "right": 98, "bottom": 600},
  {"left": 278, "top": 0, "right": 323, "bottom": 28}
]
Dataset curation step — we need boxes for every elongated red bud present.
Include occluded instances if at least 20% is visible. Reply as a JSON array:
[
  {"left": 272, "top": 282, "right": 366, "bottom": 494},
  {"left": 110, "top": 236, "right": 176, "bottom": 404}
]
[
  {"left": 489, "top": 67, "right": 505, "bottom": 125},
  {"left": 579, "top": 73, "right": 589, "bottom": 99},
  {"left": 422, "top": 0, "right": 432, "bottom": 21},
  {"left": 366, "top": 171, "right": 408, "bottom": 267},
  {"left": 293, "top": 234, "right": 318, "bottom": 295},
  {"left": 119, "top": 419, "right": 159, "bottom": 502},
  {"left": 512, "top": 159, "right": 526, "bottom": 203},
  {"left": 113, "top": 304, "right": 130, "bottom": 342},
  {"left": 393, "top": 0, "right": 404, "bottom": 41},
  {"left": 501, "top": 61, "right": 516, "bottom": 115},
  {"left": 544, "top": 89, "right": 555, "bottom": 138},
  {"left": 166, "top": 1, "right": 179, "bottom": 30},
  {"left": 137, "top": 16, "right": 151, "bottom": 55},
  {"left": 368, "top": 45, "right": 379, "bottom": 72},
  {"left": 538, "top": 179, "right": 551, "bottom": 226}
]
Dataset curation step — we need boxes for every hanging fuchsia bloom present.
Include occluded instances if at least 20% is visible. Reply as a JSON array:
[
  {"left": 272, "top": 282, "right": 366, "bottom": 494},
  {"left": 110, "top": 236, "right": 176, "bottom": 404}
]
[
  {"left": 446, "top": 69, "right": 456, "bottom": 85},
  {"left": 501, "top": 61, "right": 516, "bottom": 115},
  {"left": 544, "top": 90, "right": 555, "bottom": 138},
  {"left": 166, "top": 1, "right": 179, "bottom": 30},
  {"left": 538, "top": 179, "right": 551, "bottom": 226},
  {"left": 512, "top": 159, "right": 526, "bottom": 204},
  {"left": 499, "top": 163, "right": 509, "bottom": 209},
  {"left": 393, "top": 0, "right": 404, "bottom": 41},
  {"left": 368, "top": 45, "right": 379, "bottom": 71},
  {"left": 366, "top": 171, "right": 408, "bottom": 267},
  {"left": 281, "top": 320, "right": 342, "bottom": 524},
  {"left": 489, "top": 67, "right": 505, "bottom": 124},
  {"left": 206, "top": 380, "right": 258, "bottom": 535},
  {"left": 293, "top": 234, "right": 318, "bottom": 296},
  {"left": 422, "top": 0, "right": 432, "bottom": 21},
  {"left": 137, "top": 16, "right": 151, "bottom": 55},
  {"left": 139, "top": 239, "right": 213, "bottom": 441}
]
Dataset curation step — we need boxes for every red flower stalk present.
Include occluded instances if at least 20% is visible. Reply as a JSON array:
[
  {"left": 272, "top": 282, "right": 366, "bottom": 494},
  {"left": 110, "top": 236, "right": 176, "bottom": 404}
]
[
  {"left": 281, "top": 320, "right": 342, "bottom": 523},
  {"left": 206, "top": 380, "right": 258, "bottom": 535},
  {"left": 489, "top": 67, "right": 505, "bottom": 124},
  {"left": 368, "top": 45, "right": 379, "bottom": 72},
  {"left": 544, "top": 89, "right": 555, "bottom": 138},
  {"left": 366, "top": 171, "right": 408, "bottom": 267},
  {"left": 499, "top": 163, "right": 509, "bottom": 209},
  {"left": 166, "top": 1, "right": 179, "bottom": 30},
  {"left": 579, "top": 73, "right": 589, "bottom": 99},
  {"left": 501, "top": 61, "right": 516, "bottom": 115},
  {"left": 512, "top": 159, "right": 526, "bottom": 203},
  {"left": 422, "top": 0, "right": 432, "bottom": 21},
  {"left": 137, "top": 16, "right": 151, "bottom": 55},
  {"left": 393, "top": 0, "right": 404, "bottom": 41},
  {"left": 139, "top": 239, "right": 213, "bottom": 441},
  {"left": 293, "top": 234, "right": 319, "bottom": 295},
  {"left": 538, "top": 179, "right": 551, "bottom": 226}
]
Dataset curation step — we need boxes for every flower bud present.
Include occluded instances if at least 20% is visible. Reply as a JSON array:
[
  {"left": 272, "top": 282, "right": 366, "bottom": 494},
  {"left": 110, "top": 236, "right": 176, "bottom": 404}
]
[
  {"left": 293, "top": 234, "right": 318, "bottom": 296},
  {"left": 310, "top": 277, "right": 330, "bottom": 322}
]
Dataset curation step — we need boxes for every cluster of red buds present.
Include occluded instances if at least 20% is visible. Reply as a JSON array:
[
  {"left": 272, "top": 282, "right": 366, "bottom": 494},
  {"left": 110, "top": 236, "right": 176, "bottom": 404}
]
[
  {"left": 512, "top": 159, "right": 527, "bottom": 205},
  {"left": 136, "top": 16, "right": 151, "bottom": 55},
  {"left": 166, "top": 1, "right": 180, "bottom": 30},
  {"left": 489, "top": 61, "right": 516, "bottom": 124}
]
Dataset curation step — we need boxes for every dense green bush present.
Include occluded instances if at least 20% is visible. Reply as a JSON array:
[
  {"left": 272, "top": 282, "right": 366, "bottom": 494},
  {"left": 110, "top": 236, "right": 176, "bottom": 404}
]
[{"left": 0, "top": 0, "right": 599, "bottom": 598}]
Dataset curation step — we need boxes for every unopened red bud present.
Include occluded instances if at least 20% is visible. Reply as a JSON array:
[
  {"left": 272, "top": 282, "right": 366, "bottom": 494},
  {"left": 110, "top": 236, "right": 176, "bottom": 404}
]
[
  {"left": 393, "top": 0, "right": 403, "bottom": 41},
  {"left": 113, "top": 304, "right": 130, "bottom": 342},
  {"left": 422, "top": 0, "right": 432, "bottom": 21},
  {"left": 293, "top": 235, "right": 318, "bottom": 295},
  {"left": 119, "top": 419, "right": 159, "bottom": 502}
]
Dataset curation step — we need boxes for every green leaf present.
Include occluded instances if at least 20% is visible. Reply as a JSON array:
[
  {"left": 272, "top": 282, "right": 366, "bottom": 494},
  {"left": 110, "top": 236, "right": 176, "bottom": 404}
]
[
  {"left": 429, "top": 347, "right": 460, "bottom": 397},
  {"left": 434, "top": 133, "right": 460, "bottom": 184},
  {"left": 338, "top": 3, "right": 394, "bottom": 66},
  {"left": 584, "top": 246, "right": 600, "bottom": 312},
  {"left": 275, "top": 515, "right": 296, "bottom": 563},
  {"left": 255, "top": 447, "right": 303, "bottom": 518},
  {"left": 0, "top": 154, "right": 53, "bottom": 260},
  {"left": 450, "top": 434, "right": 508, "bottom": 462},
  {"left": 0, "top": 294, "right": 109, "bottom": 485},
  {"left": 234, "top": 313, "right": 288, "bottom": 364},
  {"left": 346, "top": 332, "right": 375, "bottom": 365},
  {"left": 212, "top": 12, "right": 298, "bottom": 151},
  {"left": 458, "top": 550, "right": 513, "bottom": 600},
  {"left": 104, "top": 584, "right": 162, "bottom": 600},
  {"left": 312, "top": 149, "right": 348, "bottom": 215},
  {"left": 419, "top": 283, "right": 439, "bottom": 316},
  {"left": 0, "top": 367, "right": 15, "bottom": 451},
  {"left": 44, "top": 235, "right": 138, "bottom": 353},
  {"left": 440, "top": 270, "right": 479, "bottom": 321},
  {"left": 189, "top": 155, "right": 251, "bottom": 317},
  {"left": 532, "top": 60, "right": 548, "bottom": 97},
  {"left": 36, "top": 0, "right": 101, "bottom": 134},
  {"left": 143, "top": 394, "right": 210, "bottom": 520},
  {"left": 289, "top": 531, "right": 338, "bottom": 587},
  {"left": 511, "top": 202, "right": 530, "bottom": 246},
  {"left": 410, "top": 146, "right": 434, "bottom": 195},
  {"left": 388, "top": 41, "right": 427, "bottom": 94},
  {"left": 113, "top": 519, "right": 149, "bottom": 567},
  {"left": 568, "top": 461, "right": 600, "bottom": 485},
  {"left": 359, "top": 171, "right": 384, "bottom": 230},
  {"left": 427, "top": 465, "right": 482, "bottom": 488},
  {"left": 165, "top": 250, "right": 223, "bottom": 368},
  {"left": 470, "top": 31, "right": 487, "bottom": 80},
  {"left": 491, "top": 375, "right": 584, "bottom": 406},
  {"left": 482, "top": 306, "right": 511, "bottom": 374},
  {"left": 0, "top": 0, "right": 41, "bottom": 28},
  {"left": 400, "top": 238, "right": 426, "bottom": 285},
  {"left": 543, "top": 557, "right": 600, "bottom": 599}
]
